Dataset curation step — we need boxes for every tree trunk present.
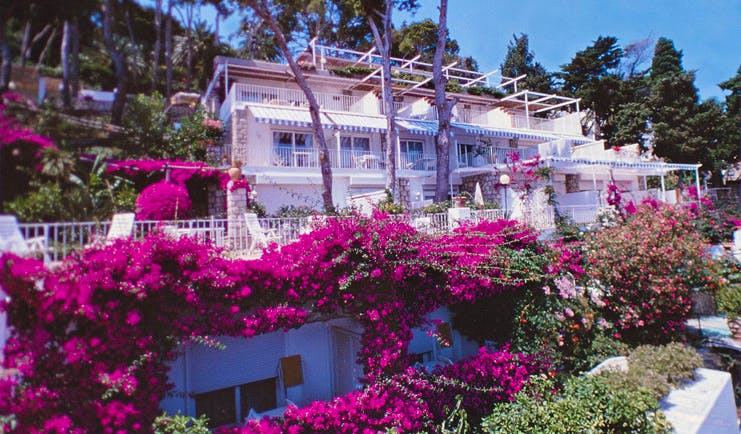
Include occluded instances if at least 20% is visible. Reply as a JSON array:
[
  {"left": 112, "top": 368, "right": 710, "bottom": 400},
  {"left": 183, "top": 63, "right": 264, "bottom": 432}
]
[
  {"left": 0, "top": 18, "right": 10, "bottom": 92},
  {"left": 185, "top": 4, "right": 193, "bottom": 89},
  {"left": 214, "top": 9, "right": 220, "bottom": 47},
  {"left": 70, "top": 18, "right": 79, "bottom": 99},
  {"left": 37, "top": 25, "right": 58, "bottom": 68},
  {"left": 165, "top": 0, "right": 173, "bottom": 98},
  {"left": 61, "top": 20, "right": 72, "bottom": 107},
  {"left": 367, "top": 0, "right": 397, "bottom": 199},
  {"left": 23, "top": 23, "right": 51, "bottom": 67},
  {"left": 151, "top": 0, "right": 162, "bottom": 91},
  {"left": 246, "top": 0, "right": 335, "bottom": 213},
  {"left": 19, "top": 20, "right": 31, "bottom": 68},
  {"left": 433, "top": 0, "right": 456, "bottom": 203},
  {"left": 102, "top": 0, "right": 128, "bottom": 125}
]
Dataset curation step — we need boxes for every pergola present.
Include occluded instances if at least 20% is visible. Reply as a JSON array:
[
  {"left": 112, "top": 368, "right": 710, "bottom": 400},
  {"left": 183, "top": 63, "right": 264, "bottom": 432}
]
[{"left": 545, "top": 156, "right": 703, "bottom": 205}]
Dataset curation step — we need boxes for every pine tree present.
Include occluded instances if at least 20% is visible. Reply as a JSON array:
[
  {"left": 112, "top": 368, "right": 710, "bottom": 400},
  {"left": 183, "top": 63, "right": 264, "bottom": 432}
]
[
  {"left": 647, "top": 37, "right": 702, "bottom": 164},
  {"left": 558, "top": 36, "right": 623, "bottom": 140},
  {"left": 500, "top": 34, "right": 553, "bottom": 93}
]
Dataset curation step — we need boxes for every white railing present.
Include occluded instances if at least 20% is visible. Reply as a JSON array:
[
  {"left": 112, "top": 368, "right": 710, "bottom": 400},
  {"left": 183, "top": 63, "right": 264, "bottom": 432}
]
[
  {"left": 272, "top": 147, "right": 385, "bottom": 170},
  {"left": 226, "top": 83, "right": 367, "bottom": 115},
  {"left": 555, "top": 205, "right": 601, "bottom": 226},
  {"left": 489, "top": 146, "right": 539, "bottom": 165},
  {"left": 400, "top": 153, "right": 436, "bottom": 171}
]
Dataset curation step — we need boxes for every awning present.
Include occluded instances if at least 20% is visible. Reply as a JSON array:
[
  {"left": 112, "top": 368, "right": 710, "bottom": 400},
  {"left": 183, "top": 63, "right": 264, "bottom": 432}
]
[
  {"left": 396, "top": 119, "right": 438, "bottom": 136},
  {"left": 248, "top": 105, "right": 387, "bottom": 133},
  {"left": 546, "top": 156, "right": 701, "bottom": 174}
]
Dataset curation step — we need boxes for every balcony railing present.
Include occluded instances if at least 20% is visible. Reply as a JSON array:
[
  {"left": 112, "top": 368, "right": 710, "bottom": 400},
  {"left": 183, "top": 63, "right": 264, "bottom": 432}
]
[
  {"left": 457, "top": 146, "right": 539, "bottom": 168},
  {"left": 17, "top": 208, "right": 601, "bottom": 263},
  {"left": 221, "top": 83, "right": 368, "bottom": 121},
  {"left": 272, "top": 147, "right": 386, "bottom": 170}
]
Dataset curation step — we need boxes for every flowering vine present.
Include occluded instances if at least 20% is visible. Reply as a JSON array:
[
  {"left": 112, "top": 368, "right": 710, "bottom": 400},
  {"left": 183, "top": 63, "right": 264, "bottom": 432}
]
[{"left": 1, "top": 214, "right": 567, "bottom": 432}]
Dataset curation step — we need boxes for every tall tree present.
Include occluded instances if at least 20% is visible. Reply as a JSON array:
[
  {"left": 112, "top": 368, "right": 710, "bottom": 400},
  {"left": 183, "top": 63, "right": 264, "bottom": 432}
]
[
  {"left": 647, "top": 37, "right": 702, "bottom": 164},
  {"left": 432, "top": 0, "right": 456, "bottom": 202},
  {"left": 151, "top": 0, "right": 163, "bottom": 91},
  {"left": 393, "top": 18, "right": 475, "bottom": 69},
  {"left": 239, "top": 0, "right": 335, "bottom": 213},
  {"left": 500, "top": 33, "right": 553, "bottom": 93},
  {"left": 165, "top": 0, "right": 174, "bottom": 97},
  {"left": 360, "top": 0, "right": 418, "bottom": 199},
  {"left": 719, "top": 66, "right": 741, "bottom": 193},
  {"left": 102, "top": 0, "right": 129, "bottom": 125},
  {"left": 559, "top": 36, "right": 623, "bottom": 140}
]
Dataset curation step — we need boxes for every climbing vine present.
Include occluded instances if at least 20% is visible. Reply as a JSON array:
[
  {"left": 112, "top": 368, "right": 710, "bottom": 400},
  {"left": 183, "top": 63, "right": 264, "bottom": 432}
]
[{"left": 0, "top": 214, "right": 576, "bottom": 432}]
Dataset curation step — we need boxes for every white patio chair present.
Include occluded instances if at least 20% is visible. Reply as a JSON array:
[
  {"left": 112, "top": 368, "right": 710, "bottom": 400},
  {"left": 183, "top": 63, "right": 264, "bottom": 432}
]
[
  {"left": 106, "top": 213, "right": 135, "bottom": 243},
  {"left": 245, "top": 213, "right": 280, "bottom": 251},
  {"left": 0, "top": 215, "right": 47, "bottom": 258}
]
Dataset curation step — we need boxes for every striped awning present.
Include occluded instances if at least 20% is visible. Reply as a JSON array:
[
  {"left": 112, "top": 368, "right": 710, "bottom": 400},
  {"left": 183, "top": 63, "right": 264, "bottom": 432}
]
[
  {"left": 248, "top": 105, "right": 387, "bottom": 133},
  {"left": 396, "top": 119, "right": 439, "bottom": 136},
  {"left": 546, "top": 156, "right": 701, "bottom": 172},
  {"left": 396, "top": 117, "right": 590, "bottom": 144}
]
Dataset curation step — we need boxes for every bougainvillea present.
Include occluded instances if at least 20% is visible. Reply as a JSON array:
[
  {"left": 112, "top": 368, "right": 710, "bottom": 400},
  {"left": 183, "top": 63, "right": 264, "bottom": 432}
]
[
  {"left": 135, "top": 180, "right": 193, "bottom": 220},
  {"left": 224, "top": 347, "right": 547, "bottom": 433},
  {"left": 0, "top": 214, "right": 563, "bottom": 432},
  {"left": 105, "top": 159, "right": 229, "bottom": 187},
  {"left": 585, "top": 202, "right": 713, "bottom": 344}
]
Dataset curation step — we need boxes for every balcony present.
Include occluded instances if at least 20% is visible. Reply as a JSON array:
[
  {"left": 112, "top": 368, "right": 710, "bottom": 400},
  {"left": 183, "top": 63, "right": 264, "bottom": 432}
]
[
  {"left": 457, "top": 146, "right": 539, "bottom": 169},
  {"left": 272, "top": 147, "right": 385, "bottom": 170},
  {"left": 221, "top": 83, "right": 372, "bottom": 121}
]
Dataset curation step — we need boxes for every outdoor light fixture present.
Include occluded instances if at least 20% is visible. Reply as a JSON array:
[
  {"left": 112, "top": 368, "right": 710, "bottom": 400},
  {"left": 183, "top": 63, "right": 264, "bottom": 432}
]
[{"left": 499, "top": 174, "right": 511, "bottom": 217}]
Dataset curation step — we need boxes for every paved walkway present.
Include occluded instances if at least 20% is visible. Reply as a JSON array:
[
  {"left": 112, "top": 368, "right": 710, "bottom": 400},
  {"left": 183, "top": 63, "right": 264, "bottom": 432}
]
[{"left": 687, "top": 315, "right": 741, "bottom": 352}]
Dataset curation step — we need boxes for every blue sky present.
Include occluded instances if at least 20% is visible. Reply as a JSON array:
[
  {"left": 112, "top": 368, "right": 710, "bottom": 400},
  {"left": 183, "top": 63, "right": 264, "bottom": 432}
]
[
  {"left": 396, "top": 0, "right": 740, "bottom": 100},
  {"left": 190, "top": 0, "right": 740, "bottom": 100}
]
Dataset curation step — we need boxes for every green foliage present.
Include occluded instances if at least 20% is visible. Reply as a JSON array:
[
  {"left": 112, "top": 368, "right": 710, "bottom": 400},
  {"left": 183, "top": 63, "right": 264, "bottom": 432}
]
[
  {"left": 392, "top": 18, "right": 476, "bottom": 68},
  {"left": 6, "top": 183, "right": 69, "bottom": 222},
  {"left": 500, "top": 33, "right": 554, "bottom": 93},
  {"left": 274, "top": 204, "right": 317, "bottom": 218},
  {"left": 377, "top": 190, "right": 405, "bottom": 214},
  {"left": 558, "top": 36, "right": 624, "bottom": 139},
  {"left": 164, "top": 109, "right": 223, "bottom": 161},
  {"left": 716, "top": 258, "right": 741, "bottom": 320},
  {"left": 422, "top": 201, "right": 452, "bottom": 214},
  {"left": 152, "top": 413, "right": 210, "bottom": 434},
  {"left": 481, "top": 373, "right": 671, "bottom": 434},
  {"left": 330, "top": 65, "right": 375, "bottom": 77},
  {"left": 465, "top": 86, "right": 505, "bottom": 98},
  {"left": 628, "top": 343, "right": 702, "bottom": 390},
  {"left": 121, "top": 93, "right": 169, "bottom": 158},
  {"left": 248, "top": 199, "right": 268, "bottom": 218}
]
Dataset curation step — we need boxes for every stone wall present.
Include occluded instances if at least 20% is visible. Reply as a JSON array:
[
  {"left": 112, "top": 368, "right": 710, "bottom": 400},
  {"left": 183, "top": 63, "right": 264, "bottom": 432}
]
[
  {"left": 460, "top": 173, "right": 498, "bottom": 204},
  {"left": 231, "top": 109, "right": 249, "bottom": 165},
  {"left": 208, "top": 184, "right": 227, "bottom": 217},
  {"left": 397, "top": 178, "right": 411, "bottom": 210},
  {"left": 226, "top": 182, "right": 248, "bottom": 248}
]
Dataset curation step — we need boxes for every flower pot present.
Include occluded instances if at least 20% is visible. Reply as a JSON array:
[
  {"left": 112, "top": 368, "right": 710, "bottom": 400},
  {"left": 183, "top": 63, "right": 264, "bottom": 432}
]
[
  {"left": 453, "top": 196, "right": 467, "bottom": 208},
  {"left": 727, "top": 318, "right": 741, "bottom": 340}
]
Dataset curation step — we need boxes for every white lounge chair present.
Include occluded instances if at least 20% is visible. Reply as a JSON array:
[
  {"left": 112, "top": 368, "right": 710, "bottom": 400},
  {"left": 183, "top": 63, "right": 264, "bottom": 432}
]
[
  {"left": 245, "top": 213, "right": 280, "bottom": 251},
  {"left": 106, "top": 213, "right": 135, "bottom": 243},
  {"left": 0, "top": 215, "right": 46, "bottom": 258}
]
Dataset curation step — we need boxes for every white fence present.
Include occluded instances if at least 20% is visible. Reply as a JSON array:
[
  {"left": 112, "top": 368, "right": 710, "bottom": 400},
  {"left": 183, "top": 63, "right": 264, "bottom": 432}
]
[{"left": 16, "top": 207, "right": 602, "bottom": 263}]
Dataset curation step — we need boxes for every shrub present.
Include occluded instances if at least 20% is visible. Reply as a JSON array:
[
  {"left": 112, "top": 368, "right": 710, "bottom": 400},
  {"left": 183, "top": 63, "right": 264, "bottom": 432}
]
[
  {"left": 153, "top": 414, "right": 210, "bottom": 434},
  {"left": 585, "top": 203, "right": 710, "bottom": 344},
  {"left": 716, "top": 258, "right": 741, "bottom": 320},
  {"left": 135, "top": 180, "right": 192, "bottom": 220},
  {"left": 481, "top": 374, "right": 671, "bottom": 434}
]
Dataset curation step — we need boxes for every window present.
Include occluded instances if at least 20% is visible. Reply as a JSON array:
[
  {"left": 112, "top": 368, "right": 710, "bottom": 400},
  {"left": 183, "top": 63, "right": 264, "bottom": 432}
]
[
  {"left": 401, "top": 140, "right": 425, "bottom": 169},
  {"left": 458, "top": 143, "right": 475, "bottom": 167},
  {"left": 239, "top": 378, "right": 277, "bottom": 416},
  {"left": 273, "top": 132, "right": 314, "bottom": 166},
  {"left": 195, "top": 378, "right": 278, "bottom": 428},
  {"left": 273, "top": 131, "right": 312, "bottom": 150},
  {"left": 195, "top": 387, "right": 236, "bottom": 427},
  {"left": 340, "top": 136, "right": 370, "bottom": 153}
]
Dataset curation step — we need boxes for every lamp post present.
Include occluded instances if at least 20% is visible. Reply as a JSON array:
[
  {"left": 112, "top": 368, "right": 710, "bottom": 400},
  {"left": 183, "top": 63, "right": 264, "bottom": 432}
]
[{"left": 499, "top": 173, "right": 511, "bottom": 218}]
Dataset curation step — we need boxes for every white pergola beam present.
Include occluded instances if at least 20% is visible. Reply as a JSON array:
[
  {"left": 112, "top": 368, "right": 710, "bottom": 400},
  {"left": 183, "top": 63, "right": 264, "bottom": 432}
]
[
  {"left": 353, "top": 46, "right": 377, "bottom": 66},
  {"left": 533, "top": 98, "right": 581, "bottom": 113},
  {"left": 461, "top": 69, "right": 500, "bottom": 88}
]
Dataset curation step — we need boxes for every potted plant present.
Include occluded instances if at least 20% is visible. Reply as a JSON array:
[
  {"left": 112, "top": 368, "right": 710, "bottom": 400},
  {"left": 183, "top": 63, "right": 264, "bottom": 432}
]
[
  {"left": 452, "top": 192, "right": 471, "bottom": 208},
  {"left": 716, "top": 258, "right": 741, "bottom": 339}
]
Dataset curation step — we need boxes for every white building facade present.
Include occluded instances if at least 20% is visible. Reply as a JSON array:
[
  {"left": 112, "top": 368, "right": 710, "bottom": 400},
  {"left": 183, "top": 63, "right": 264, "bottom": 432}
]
[{"left": 202, "top": 43, "right": 701, "bottom": 219}]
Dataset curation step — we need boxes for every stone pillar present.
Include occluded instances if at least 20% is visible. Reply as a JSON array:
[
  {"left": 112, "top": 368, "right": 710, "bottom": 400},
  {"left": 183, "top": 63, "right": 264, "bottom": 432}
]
[
  {"left": 397, "top": 178, "right": 411, "bottom": 210},
  {"left": 226, "top": 167, "right": 247, "bottom": 249}
]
